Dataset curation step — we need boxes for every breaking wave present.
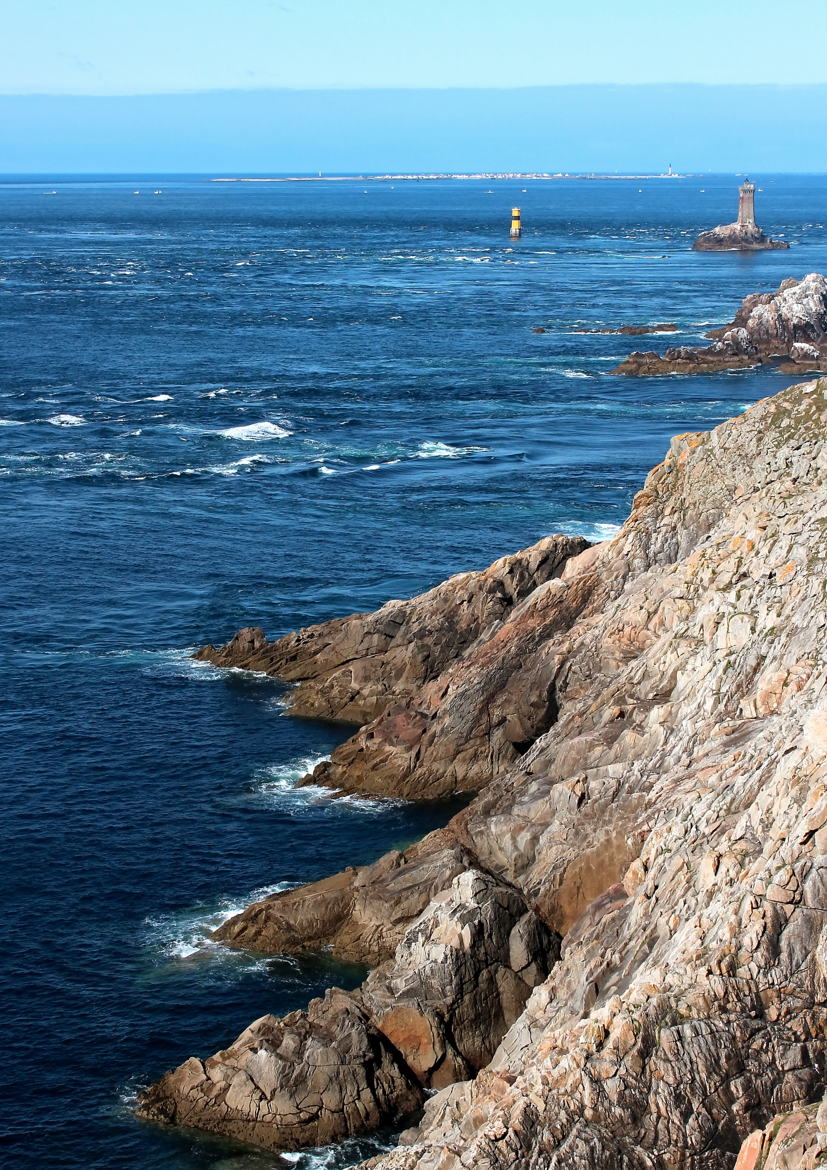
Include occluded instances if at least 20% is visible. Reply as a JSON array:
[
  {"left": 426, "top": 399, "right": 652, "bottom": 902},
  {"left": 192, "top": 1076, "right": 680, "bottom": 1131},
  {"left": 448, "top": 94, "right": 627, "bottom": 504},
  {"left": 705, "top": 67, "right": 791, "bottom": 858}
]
[
  {"left": 145, "top": 880, "right": 297, "bottom": 962},
  {"left": 415, "top": 440, "right": 489, "bottom": 458},
  {"left": 47, "top": 413, "right": 85, "bottom": 426},
  {"left": 250, "top": 755, "right": 407, "bottom": 815},
  {"left": 217, "top": 421, "right": 293, "bottom": 441}
]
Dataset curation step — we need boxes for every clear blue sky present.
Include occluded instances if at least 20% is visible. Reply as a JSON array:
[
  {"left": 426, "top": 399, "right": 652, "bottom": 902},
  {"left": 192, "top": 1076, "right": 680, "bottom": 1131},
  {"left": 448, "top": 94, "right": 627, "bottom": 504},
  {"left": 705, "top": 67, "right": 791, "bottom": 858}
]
[{"left": 2, "top": 0, "right": 826, "bottom": 93}]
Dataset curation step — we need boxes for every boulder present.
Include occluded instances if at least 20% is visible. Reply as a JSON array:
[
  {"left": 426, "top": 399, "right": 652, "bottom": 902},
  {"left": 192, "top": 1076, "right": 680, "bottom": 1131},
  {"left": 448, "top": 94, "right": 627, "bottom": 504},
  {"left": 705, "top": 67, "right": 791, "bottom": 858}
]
[{"left": 138, "top": 871, "right": 557, "bottom": 1148}]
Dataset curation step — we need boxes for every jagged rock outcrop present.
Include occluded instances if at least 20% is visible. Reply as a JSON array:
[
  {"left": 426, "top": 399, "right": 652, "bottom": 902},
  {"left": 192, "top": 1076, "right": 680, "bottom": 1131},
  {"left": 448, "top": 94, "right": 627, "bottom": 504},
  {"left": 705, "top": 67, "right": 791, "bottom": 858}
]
[
  {"left": 614, "top": 274, "right": 827, "bottom": 376},
  {"left": 196, "top": 534, "right": 586, "bottom": 724},
  {"left": 215, "top": 828, "right": 477, "bottom": 964},
  {"left": 138, "top": 871, "right": 557, "bottom": 1149},
  {"left": 140, "top": 379, "right": 827, "bottom": 1167},
  {"left": 138, "top": 989, "right": 423, "bottom": 1152},
  {"left": 693, "top": 222, "right": 789, "bottom": 252}
]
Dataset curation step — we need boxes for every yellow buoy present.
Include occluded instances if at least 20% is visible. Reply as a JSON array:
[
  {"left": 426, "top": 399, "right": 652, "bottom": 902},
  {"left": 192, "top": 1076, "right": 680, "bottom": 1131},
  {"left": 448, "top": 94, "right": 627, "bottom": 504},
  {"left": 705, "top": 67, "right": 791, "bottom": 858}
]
[{"left": 510, "top": 207, "right": 522, "bottom": 239}]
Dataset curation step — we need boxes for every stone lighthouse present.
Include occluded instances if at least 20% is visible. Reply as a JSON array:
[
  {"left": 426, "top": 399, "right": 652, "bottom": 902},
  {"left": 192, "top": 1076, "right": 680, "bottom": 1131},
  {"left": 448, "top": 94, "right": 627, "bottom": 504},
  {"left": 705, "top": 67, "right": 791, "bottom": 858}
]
[
  {"left": 693, "top": 178, "right": 789, "bottom": 251},
  {"left": 738, "top": 179, "right": 756, "bottom": 227}
]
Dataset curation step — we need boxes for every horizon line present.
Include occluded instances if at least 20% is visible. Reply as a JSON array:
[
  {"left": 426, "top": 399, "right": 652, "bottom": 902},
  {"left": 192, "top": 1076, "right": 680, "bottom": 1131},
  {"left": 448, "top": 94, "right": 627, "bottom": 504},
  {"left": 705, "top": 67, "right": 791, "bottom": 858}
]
[
  {"left": 3, "top": 80, "right": 827, "bottom": 100},
  {"left": 3, "top": 169, "right": 827, "bottom": 179}
]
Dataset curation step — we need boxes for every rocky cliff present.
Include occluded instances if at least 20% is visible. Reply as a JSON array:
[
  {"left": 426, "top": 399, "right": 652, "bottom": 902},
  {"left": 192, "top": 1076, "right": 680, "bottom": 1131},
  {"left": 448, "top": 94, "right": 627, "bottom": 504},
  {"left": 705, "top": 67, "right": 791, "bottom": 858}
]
[
  {"left": 138, "top": 379, "right": 827, "bottom": 1169},
  {"left": 614, "top": 274, "right": 827, "bottom": 376}
]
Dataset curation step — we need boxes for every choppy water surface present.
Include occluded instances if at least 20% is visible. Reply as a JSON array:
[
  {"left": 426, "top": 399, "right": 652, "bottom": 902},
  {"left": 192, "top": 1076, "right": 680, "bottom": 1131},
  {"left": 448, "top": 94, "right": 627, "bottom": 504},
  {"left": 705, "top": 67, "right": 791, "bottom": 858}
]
[{"left": 2, "top": 174, "right": 825, "bottom": 1169}]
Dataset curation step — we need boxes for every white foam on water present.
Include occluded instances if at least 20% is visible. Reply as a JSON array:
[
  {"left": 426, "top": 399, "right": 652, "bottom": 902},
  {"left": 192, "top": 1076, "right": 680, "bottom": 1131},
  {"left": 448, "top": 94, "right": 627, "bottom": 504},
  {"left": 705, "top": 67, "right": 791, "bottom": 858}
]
[
  {"left": 361, "top": 458, "right": 401, "bottom": 471},
  {"left": 252, "top": 755, "right": 407, "bottom": 816},
  {"left": 561, "top": 370, "right": 593, "bottom": 379},
  {"left": 47, "top": 413, "right": 85, "bottom": 426},
  {"left": 414, "top": 441, "right": 489, "bottom": 459},
  {"left": 142, "top": 393, "right": 173, "bottom": 402},
  {"left": 273, "top": 1133, "right": 399, "bottom": 1169},
  {"left": 252, "top": 755, "right": 332, "bottom": 803},
  {"left": 102, "top": 646, "right": 265, "bottom": 683},
  {"left": 145, "top": 880, "right": 297, "bottom": 962},
  {"left": 204, "top": 453, "right": 274, "bottom": 476},
  {"left": 217, "top": 421, "right": 293, "bottom": 441},
  {"left": 556, "top": 520, "right": 623, "bottom": 543},
  {"left": 0, "top": 418, "right": 25, "bottom": 426},
  {"left": 318, "top": 464, "right": 338, "bottom": 475}
]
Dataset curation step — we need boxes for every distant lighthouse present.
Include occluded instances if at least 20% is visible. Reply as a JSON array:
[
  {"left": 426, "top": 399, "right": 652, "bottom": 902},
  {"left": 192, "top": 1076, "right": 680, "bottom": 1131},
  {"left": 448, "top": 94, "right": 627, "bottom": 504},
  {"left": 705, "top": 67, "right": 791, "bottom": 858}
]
[
  {"left": 510, "top": 207, "right": 522, "bottom": 239},
  {"left": 738, "top": 179, "right": 757, "bottom": 227}
]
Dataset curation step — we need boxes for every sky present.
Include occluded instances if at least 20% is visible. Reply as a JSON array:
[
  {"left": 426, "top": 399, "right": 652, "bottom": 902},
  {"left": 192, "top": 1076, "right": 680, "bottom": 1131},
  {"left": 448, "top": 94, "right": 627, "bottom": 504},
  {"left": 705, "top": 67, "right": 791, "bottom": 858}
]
[
  {"left": 1, "top": 0, "right": 825, "bottom": 172},
  {"left": 2, "top": 0, "right": 827, "bottom": 93}
]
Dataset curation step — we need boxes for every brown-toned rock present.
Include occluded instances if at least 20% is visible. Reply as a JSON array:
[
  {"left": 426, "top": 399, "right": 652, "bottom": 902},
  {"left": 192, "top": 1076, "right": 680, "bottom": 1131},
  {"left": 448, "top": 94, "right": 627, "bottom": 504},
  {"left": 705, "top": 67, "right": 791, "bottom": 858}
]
[
  {"left": 196, "top": 534, "right": 586, "bottom": 724},
  {"left": 614, "top": 274, "right": 827, "bottom": 376},
  {"left": 733, "top": 1097, "right": 827, "bottom": 1170},
  {"left": 215, "top": 829, "right": 476, "bottom": 964},
  {"left": 137, "top": 990, "right": 422, "bottom": 1152}
]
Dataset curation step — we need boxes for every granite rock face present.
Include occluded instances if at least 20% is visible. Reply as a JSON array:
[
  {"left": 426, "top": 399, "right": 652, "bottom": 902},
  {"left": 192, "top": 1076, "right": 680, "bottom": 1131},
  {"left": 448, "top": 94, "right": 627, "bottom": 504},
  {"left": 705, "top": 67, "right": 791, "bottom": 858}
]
[
  {"left": 141, "top": 379, "right": 827, "bottom": 1167},
  {"left": 137, "top": 989, "right": 423, "bottom": 1152},
  {"left": 732, "top": 1096, "right": 827, "bottom": 1170},
  {"left": 614, "top": 273, "right": 827, "bottom": 376},
  {"left": 693, "top": 221, "right": 789, "bottom": 251}
]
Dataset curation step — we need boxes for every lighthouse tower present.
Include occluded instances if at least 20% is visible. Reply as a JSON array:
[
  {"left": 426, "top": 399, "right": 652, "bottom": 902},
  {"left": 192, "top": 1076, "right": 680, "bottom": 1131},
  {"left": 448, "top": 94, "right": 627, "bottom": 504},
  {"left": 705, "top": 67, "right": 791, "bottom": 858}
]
[{"left": 738, "top": 180, "right": 756, "bottom": 227}]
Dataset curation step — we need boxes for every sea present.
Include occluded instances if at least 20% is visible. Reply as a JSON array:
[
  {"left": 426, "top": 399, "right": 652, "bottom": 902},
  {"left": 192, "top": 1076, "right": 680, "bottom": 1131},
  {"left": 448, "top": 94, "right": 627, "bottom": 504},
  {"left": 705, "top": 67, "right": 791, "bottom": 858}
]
[{"left": 1, "top": 173, "right": 825, "bottom": 1170}]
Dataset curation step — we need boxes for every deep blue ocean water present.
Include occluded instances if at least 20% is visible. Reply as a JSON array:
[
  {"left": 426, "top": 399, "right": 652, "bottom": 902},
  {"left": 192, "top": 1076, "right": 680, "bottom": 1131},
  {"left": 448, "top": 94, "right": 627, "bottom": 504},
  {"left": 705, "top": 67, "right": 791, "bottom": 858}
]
[{"left": 1, "top": 173, "right": 825, "bottom": 1170}]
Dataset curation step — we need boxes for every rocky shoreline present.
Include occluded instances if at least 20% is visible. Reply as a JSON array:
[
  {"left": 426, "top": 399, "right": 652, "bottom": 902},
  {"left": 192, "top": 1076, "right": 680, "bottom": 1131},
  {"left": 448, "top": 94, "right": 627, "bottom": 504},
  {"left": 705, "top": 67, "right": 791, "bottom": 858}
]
[
  {"left": 137, "top": 374, "right": 827, "bottom": 1168},
  {"left": 613, "top": 273, "right": 827, "bottom": 376}
]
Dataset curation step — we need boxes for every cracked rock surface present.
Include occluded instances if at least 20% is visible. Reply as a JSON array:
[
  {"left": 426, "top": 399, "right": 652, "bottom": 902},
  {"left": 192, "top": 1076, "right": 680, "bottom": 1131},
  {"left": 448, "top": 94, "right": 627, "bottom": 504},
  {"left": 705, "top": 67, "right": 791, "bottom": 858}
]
[{"left": 140, "top": 379, "right": 827, "bottom": 1167}]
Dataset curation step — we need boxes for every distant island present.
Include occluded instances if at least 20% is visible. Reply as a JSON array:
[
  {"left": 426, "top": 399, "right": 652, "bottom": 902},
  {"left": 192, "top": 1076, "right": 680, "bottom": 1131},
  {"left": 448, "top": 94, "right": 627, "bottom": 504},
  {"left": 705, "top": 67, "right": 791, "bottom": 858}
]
[{"left": 211, "top": 171, "right": 686, "bottom": 182}]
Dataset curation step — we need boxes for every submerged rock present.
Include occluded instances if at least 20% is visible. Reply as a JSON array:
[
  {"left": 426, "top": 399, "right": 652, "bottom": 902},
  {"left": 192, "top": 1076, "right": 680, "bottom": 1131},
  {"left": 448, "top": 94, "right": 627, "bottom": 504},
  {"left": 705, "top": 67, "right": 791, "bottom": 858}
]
[
  {"left": 142, "top": 378, "right": 827, "bottom": 1167},
  {"left": 587, "top": 322, "right": 678, "bottom": 335},
  {"left": 614, "top": 273, "right": 827, "bottom": 375}
]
